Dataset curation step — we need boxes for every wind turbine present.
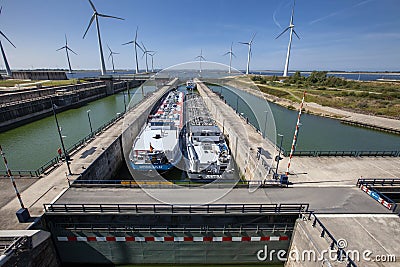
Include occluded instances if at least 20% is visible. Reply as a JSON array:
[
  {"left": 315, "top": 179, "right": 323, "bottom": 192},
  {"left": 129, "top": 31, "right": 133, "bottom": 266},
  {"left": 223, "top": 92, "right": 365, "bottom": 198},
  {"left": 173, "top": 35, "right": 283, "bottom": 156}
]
[
  {"left": 239, "top": 33, "right": 256, "bottom": 75},
  {"left": 276, "top": 0, "right": 300, "bottom": 77},
  {"left": 57, "top": 34, "right": 77, "bottom": 74},
  {"left": 141, "top": 42, "right": 154, "bottom": 73},
  {"left": 148, "top": 52, "right": 157, "bottom": 73},
  {"left": 0, "top": 7, "right": 16, "bottom": 77},
  {"left": 82, "top": 0, "right": 124, "bottom": 75},
  {"left": 122, "top": 27, "right": 143, "bottom": 74},
  {"left": 107, "top": 45, "right": 119, "bottom": 73},
  {"left": 195, "top": 49, "right": 206, "bottom": 73},
  {"left": 223, "top": 42, "right": 236, "bottom": 74}
]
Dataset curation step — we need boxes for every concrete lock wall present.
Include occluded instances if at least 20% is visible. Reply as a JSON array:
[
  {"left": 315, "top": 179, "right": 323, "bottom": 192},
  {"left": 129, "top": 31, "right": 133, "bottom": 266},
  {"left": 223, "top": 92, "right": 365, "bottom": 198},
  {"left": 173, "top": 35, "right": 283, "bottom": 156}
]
[
  {"left": 0, "top": 81, "right": 105, "bottom": 103},
  {"left": 0, "top": 80, "right": 145, "bottom": 132},
  {"left": 0, "top": 230, "right": 60, "bottom": 267},
  {"left": 45, "top": 213, "right": 296, "bottom": 265},
  {"left": 196, "top": 81, "right": 269, "bottom": 181},
  {"left": 79, "top": 136, "right": 124, "bottom": 181},
  {"left": 11, "top": 71, "right": 67, "bottom": 80}
]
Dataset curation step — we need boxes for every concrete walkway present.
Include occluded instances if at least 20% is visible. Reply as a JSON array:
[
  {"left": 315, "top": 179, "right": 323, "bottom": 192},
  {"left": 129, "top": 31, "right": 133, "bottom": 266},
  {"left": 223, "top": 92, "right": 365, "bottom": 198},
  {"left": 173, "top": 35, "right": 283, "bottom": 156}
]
[{"left": 287, "top": 214, "right": 400, "bottom": 266}]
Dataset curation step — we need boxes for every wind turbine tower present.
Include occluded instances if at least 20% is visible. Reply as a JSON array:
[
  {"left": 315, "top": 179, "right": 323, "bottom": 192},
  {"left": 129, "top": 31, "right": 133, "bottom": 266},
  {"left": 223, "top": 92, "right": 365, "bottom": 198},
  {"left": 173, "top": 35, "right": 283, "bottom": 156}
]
[
  {"left": 195, "top": 49, "right": 206, "bottom": 73},
  {"left": 223, "top": 42, "right": 236, "bottom": 74},
  {"left": 0, "top": 7, "right": 16, "bottom": 77},
  {"left": 149, "top": 52, "right": 157, "bottom": 73},
  {"left": 57, "top": 35, "right": 77, "bottom": 74},
  {"left": 276, "top": 0, "right": 300, "bottom": 77},
  {"left": 141, "top": 42, "right": 154, "bottom": 73},
  {"left": 122, "top": 27, "right": 143, "bottom": 74},
  {"left": 107, "top": 45, "right": 119, "bottom": 73},
  {"left": 83, "top": 0, "right": 124, "bottom": 75},
  {"left": 239, "top": 33, "right": 256, "bottom": 75}
]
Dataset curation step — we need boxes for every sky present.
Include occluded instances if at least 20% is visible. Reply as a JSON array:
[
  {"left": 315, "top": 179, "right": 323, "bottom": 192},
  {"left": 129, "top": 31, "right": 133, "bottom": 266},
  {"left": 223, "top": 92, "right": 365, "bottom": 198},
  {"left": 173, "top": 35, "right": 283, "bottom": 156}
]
[{"left": 0, "top": 0, "right": 399, "bottom": 72}]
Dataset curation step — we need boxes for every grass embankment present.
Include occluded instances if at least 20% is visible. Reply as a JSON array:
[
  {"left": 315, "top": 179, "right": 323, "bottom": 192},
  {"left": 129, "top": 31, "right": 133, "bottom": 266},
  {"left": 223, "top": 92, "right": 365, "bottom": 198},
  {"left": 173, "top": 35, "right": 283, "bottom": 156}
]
[
  {"left": 0, "top": 79, "right": 30, "bottom": 87},
  {"left": 0, "top": 78, "right": 86, "bottom": 88},
  {"left": 251, "top": 72, "right": 400, "bottom": 119}
]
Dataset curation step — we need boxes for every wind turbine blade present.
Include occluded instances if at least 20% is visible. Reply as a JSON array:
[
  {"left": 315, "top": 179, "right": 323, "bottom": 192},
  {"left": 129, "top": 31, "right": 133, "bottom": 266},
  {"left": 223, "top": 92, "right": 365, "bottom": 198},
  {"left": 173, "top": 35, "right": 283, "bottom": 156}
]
[
  {"left": 222, "top": 52, "right": 230, "bottom": 56},
  {"left": 136, "top": 42, "right": 145, "bottom": 53},
  {"left": 97, "top": 13, "right": 124, "bottom": 20},
  {"left": 113, "top": 52, "right": 120, "bottom": 54},
  {"left": 67, "top": 47, "right": 78, "bottom": 55},
  {"left": 293, "top": 30, "right": 301, "bottom": 40},
  {"left": 0, "top": 31, "right": 16, "bottom": 48},
  {"left": 134, "top": 26, "right": 138, "bottom": 41},
  {"left": 0, "top": 6, "right": 2, "bottom": 15},
  {"left": 88, "top": 0, "right": 97, "bottom": 12},
  {"left": 238, "top": 42, "right": 249, "bottom": 45},
  {"left": 65, "top": 34, "right": 68, "bottom": 45},
  {"left": 291, "top": 0, "right": 296, "bottom": 24},
  {"left": 275, "top": 27, "right": 290, "bottom": 39},
  {"left": 140, "top": 42, "right": 147, "bottom": 52},
  {"left": 122, "top": 40, "right": 134, "bottom": 45},
  {"left": 107, "top": 44, "right": 112, "bottom": 52},
  {"left": 232, "top": 52, "right": 236, "bottom": 58},
  {"left": 83, "top": 14, "right": 95, "bottom": 39},
  {"left": 250, "top": 32, "right": 257, "bottom": 43},
  {"left": 108, "top": 53, "right": 112, "bottom": 60},
  {"left": 56, "top": 46, "right": 66, "bottom": 51}
]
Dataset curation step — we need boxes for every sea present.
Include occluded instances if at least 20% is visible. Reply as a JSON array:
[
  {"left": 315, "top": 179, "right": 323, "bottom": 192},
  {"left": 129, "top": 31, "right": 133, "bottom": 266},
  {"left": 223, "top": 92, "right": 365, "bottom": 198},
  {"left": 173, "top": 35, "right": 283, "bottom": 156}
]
[{"left": 66, "top": 70, "right": 400, "bottom": 82}]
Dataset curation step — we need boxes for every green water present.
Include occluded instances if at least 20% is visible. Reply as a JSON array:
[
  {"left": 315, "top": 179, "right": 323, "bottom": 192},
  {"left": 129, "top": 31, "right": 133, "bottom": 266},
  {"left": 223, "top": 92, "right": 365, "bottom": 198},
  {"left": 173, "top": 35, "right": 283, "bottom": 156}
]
[
  {"left": 208, "top": 85, "right": 400, "bottom": 152},
  {"left": 0, "top": 85, "right": 157, "bottom": 171}
]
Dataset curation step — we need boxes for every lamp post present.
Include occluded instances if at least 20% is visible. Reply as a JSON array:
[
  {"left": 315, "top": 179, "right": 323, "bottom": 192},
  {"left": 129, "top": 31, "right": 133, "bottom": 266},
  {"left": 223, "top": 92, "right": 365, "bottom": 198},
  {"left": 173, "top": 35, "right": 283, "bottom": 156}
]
[
  {"left": 275, "top": 134, "right": 284, "bottom": 179},
  {"left": 236, "top": 94, "right": 239, "bottom": 113},
  {"left": 87, "top": 110, "right": 93, "bottom": 134},
  {"left": 263, "top": 111, "right": 268, "bottom": 139},
  {"left": 123, "top": 91, "right": 127, "bottom": 113},
  {"left": 51, "top": 99, "right": 72, "bottom": 175}
]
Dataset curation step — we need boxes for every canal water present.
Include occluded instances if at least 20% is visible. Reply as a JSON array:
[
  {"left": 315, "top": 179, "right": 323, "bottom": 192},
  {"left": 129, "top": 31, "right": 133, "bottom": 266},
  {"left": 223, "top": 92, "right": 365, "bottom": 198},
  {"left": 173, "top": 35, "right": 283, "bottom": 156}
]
[
  {"left": 0, "top": 82, "right": 399, "bottom": 172},
  {"left": 208, "top": 85, "right": 400, "bottom": 152},
  {"left": 0, "top": 85, "right": 157, "bottom": 171}
]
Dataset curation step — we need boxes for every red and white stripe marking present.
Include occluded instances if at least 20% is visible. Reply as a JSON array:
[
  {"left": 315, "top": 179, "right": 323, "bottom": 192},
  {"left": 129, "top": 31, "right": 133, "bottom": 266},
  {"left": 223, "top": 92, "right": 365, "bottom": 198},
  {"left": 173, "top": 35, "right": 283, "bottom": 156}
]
[
  {"left": 286, "top": 91, "right": 306, "bottom": 176},
  {"left": 360, "top": 185, "right": 393, "bottom": 210},
  {"left": 57, "top": 235, "right": 289, "bottom": 242}
]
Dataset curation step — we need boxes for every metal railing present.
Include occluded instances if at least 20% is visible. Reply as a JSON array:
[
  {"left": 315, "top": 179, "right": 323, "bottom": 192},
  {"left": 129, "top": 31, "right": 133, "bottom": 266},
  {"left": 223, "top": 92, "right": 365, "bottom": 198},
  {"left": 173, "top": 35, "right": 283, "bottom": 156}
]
[
  {"left": 356, "top": 178, "right": 400, "bottom": 187},
  {"left": 1, "top": 106, "right": 127, "bottom": 178},
  {"left": 70, "top": 179, "right": 254, "bottom": 188},
  {"left": 55, "top": 224, "right": 294, "bottom": 234},
  {"left": 283, "top": 150, "right": 399, "bottom": 157},
  {"left": 44, "top": 203, "right": 309, "bottom": 214},
  {"left": 308, "top": 212, "right": 357, "bottom": 267}
]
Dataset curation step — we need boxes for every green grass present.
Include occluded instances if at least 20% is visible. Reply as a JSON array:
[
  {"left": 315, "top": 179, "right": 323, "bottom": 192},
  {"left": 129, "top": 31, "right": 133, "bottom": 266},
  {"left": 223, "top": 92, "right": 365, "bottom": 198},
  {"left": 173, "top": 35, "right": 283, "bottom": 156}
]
[
  {"left": 0, "top": 78, "right": 86, "bottom": 88},
  {"left": 252, "top": 79, "right": 400, "bottom": 119},
  {"left": 0, "top": 79, "right": 30, "bottom": 87},
  {"left": 40, "top": 79, "right": 86, "bottom": 87}
]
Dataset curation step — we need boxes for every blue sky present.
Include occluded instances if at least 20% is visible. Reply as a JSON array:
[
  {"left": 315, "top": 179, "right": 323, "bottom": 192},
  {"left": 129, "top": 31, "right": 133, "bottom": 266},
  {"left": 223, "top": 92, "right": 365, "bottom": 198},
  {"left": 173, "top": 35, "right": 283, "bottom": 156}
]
[{"left": 1, "top": 0, "right": 399, "bottom": 72}]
